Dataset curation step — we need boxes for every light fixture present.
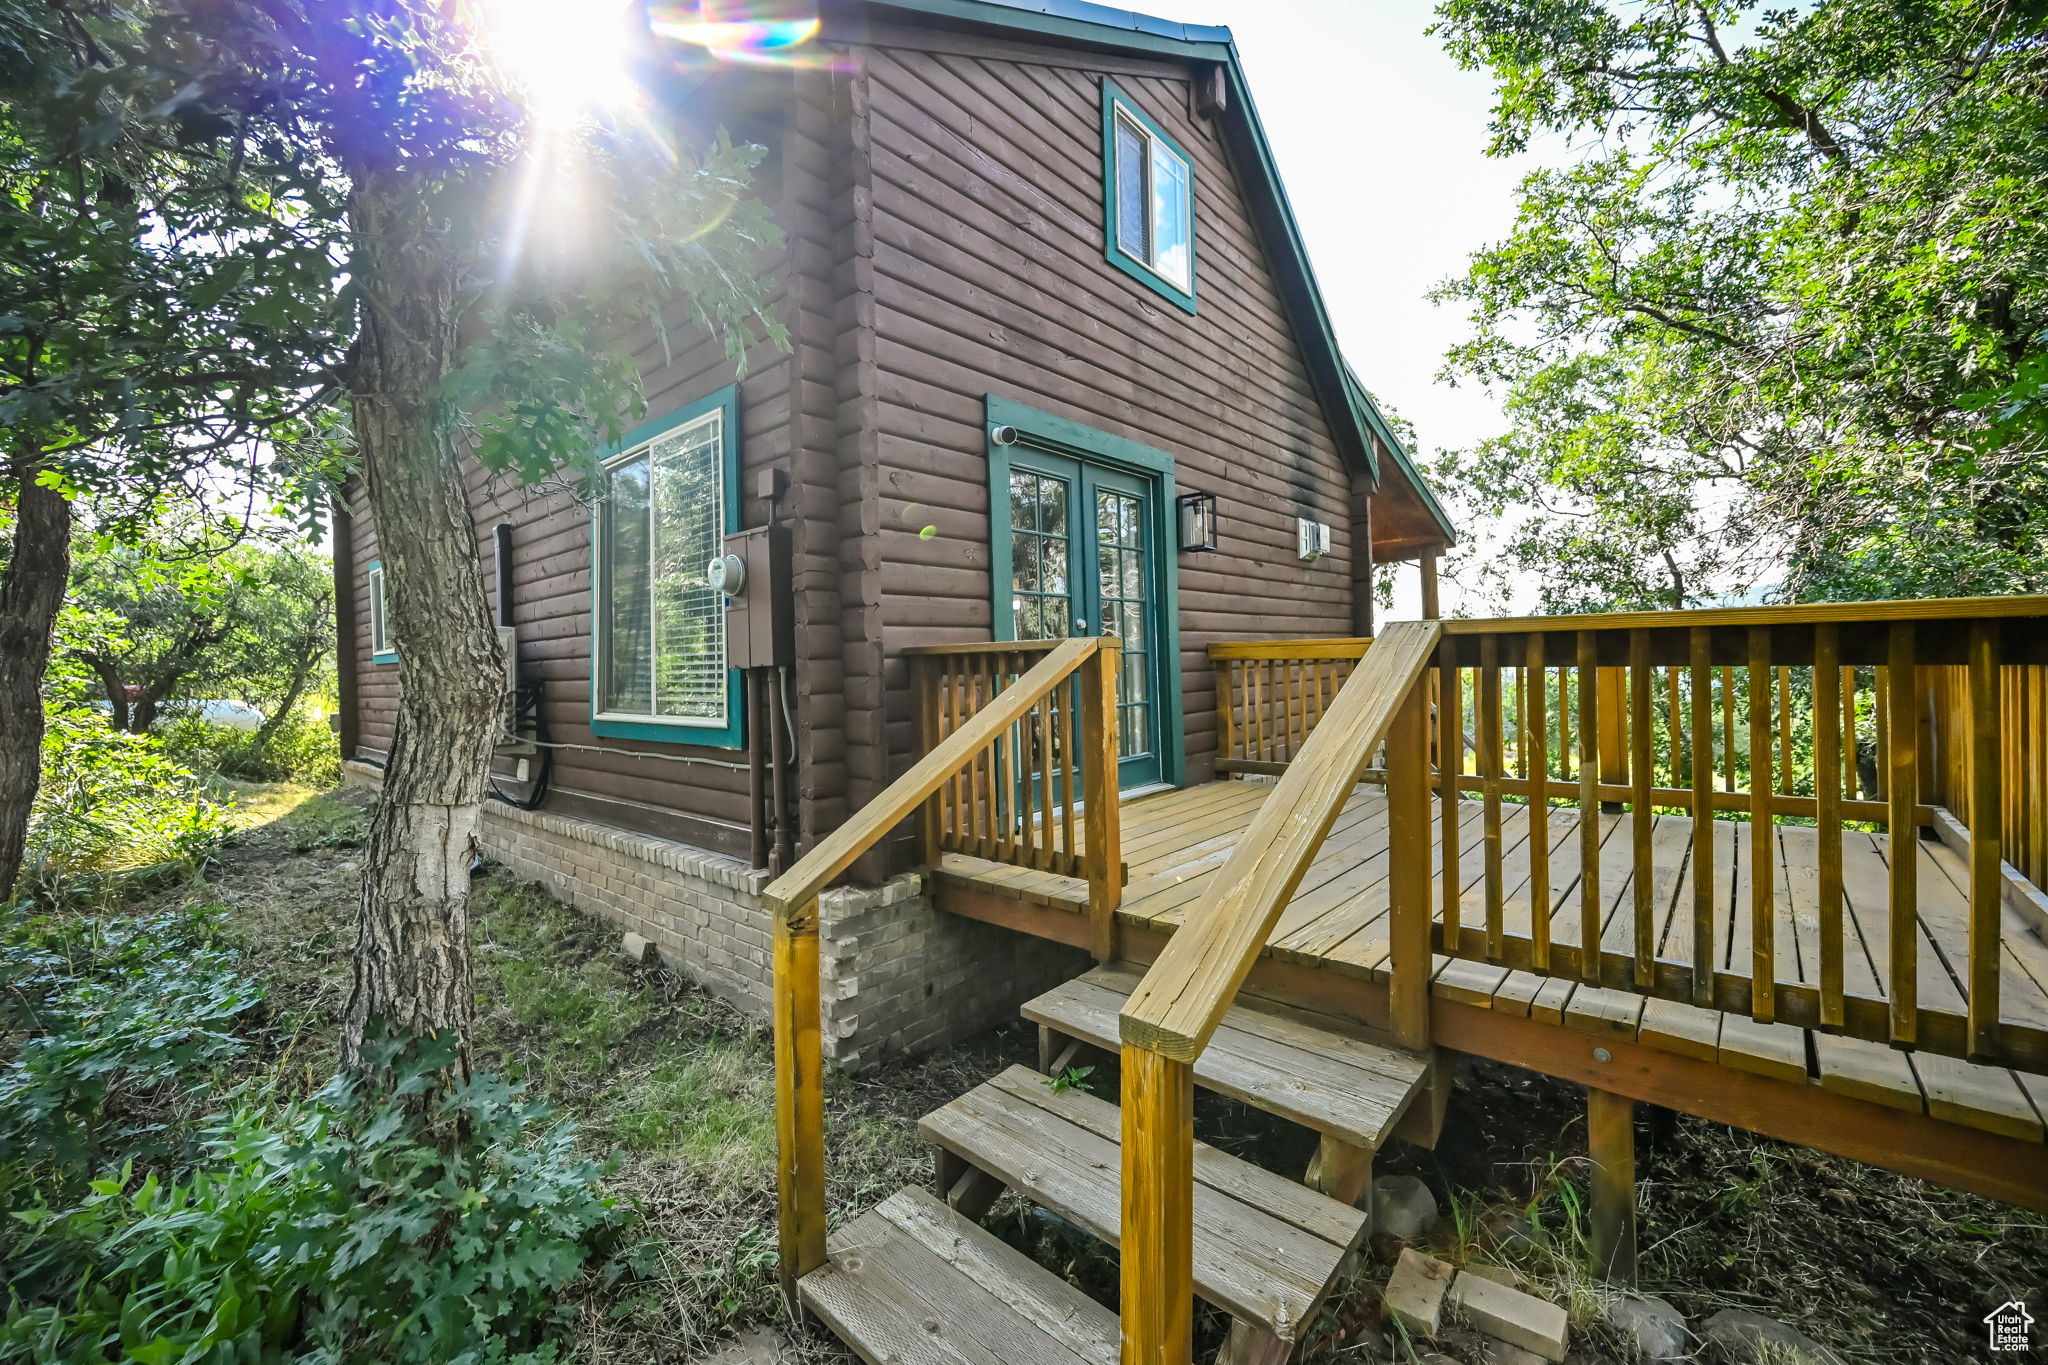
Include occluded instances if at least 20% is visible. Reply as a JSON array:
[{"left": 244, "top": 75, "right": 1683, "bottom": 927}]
[{"left": 1177, "top": 491, "right": 1218, "bottom": 552}]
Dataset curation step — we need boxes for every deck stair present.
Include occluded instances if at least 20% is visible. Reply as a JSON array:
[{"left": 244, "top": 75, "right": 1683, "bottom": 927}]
[
  {"left": 799, "top": 1186, "right": 1119, "bottom": 1365},
  {"left": 798, "top": 981, "right": 1436, "bottom": 1365},
  {"left": 1023, "top": 965, "right": 1438, "bottom": 1177},
  {"left": 918, "top": 1064, "right": 1370, "bottom": 1348}
]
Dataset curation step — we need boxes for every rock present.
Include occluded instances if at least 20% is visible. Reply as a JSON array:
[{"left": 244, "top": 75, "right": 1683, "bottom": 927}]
[
  {"left": 1373, "top": 1173, "right": 1441, "bottom": 1241},
  {"left": 1469, "top": 1338, "right": 1548, "bottom": 1365},
  {"left": 698, "top": 1327, "right": 782, "bottom": 1364},
  {"left": 1448, "top": 1272, "right": 1569, "bottom": 1362},
  {"left": 1605, "top": 1297, "right": 1689, "bottom": 1362},
  {"left": 1386, "top": 1246, "right": 1457, "bottom": 1337},
  {"left": 1480, "top": 1207, "right": 1540, "bottom": 1256},
  {"left": 621, "top": 931, "right": 652, "bottom": 963},
  {"left": 1699, "top": 1309, "right": 1840, "bottom": 1365}
]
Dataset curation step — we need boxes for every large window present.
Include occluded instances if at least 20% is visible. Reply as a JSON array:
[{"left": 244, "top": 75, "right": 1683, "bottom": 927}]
[
  {"left": 591, "top": 387, "right": 742, "bottom": 747},
  {"left": 1101, "top": 79, "right": 1196, "bottom": 313}
]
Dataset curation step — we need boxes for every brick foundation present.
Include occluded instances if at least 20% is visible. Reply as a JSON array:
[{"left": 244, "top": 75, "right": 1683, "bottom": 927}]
[{"left": 342, "top": 761, "right": 1084, "bottom": 1069}]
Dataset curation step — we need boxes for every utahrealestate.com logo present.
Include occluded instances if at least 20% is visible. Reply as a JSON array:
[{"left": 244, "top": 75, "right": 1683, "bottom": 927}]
[{"left": 1985, "top": 1301, "right": 2034, "bottom": 1352}]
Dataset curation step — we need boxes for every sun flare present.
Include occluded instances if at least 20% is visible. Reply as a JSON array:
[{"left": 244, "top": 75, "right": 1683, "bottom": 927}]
[{"left": 475, "top": 0, "right": 638, "bottom": 126}]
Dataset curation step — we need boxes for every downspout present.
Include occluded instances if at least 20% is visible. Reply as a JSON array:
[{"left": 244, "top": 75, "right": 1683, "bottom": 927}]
[{"left": 332, "top": 493, "right": 360, "bottom": 762}]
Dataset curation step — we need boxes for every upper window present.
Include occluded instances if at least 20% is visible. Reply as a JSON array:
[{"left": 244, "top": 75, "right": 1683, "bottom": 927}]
[
  {"left": 367, "top": 560, "right": 396, "bottom": 663},
  {"left": 1101, "top": 79, "right": 1196, "bottom": 314},
  {"left": 591, "top": 387, "right": 742, "bottom": 747}
]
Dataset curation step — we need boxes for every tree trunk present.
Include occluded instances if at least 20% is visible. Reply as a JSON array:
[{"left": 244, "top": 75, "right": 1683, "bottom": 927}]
[
  {"left": 253, "top": 612, "right": 326, "bottom": 752},
  {"left": 0, "top": 468, "right": 73, "bottom": 899},
  {"left": 339, "top": 169, "right": 503, "bottom": 1079}
]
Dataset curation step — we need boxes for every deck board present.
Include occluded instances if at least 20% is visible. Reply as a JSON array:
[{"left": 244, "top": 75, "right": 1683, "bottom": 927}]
[{"left": 939, "top": 780, "right": 2048, "bottom": 1142}]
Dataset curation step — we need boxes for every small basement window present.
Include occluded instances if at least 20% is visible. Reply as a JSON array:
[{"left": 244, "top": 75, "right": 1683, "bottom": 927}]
[
  {"left": 591, "top": 387, "right": 743, "bottom": 747},
  {"left": 367, "top": 560, "right": 396, "bottom": 663},
  {"left": 1102, "top": 79, "right": 1196, "bottom": 313}
]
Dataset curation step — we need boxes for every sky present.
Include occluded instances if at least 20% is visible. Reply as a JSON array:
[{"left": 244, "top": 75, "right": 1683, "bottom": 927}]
[{"left": 1163, "top": 0, "right": 1538, "bottom": 617}]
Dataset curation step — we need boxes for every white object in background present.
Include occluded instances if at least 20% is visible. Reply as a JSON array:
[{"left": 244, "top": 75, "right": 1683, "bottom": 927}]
[
  {"left": 1297, "top": 517, "right": 1331, "bottom": 560},
  {"left": 189, "top": 699, "right": 266, "bottom": 731}
]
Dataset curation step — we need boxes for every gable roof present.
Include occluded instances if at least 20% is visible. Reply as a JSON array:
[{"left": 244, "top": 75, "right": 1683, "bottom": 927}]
[{"left": 856, "top": 0, "right": 1457, "bottom": 551}]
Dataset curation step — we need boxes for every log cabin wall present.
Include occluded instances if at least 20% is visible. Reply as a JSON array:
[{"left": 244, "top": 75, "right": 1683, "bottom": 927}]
[
  {"left": 851, "top": 29, "right": 1360, "bottom": 796},
  {"left": 339, "top": 112, "right": 806, "bottom": 862}
]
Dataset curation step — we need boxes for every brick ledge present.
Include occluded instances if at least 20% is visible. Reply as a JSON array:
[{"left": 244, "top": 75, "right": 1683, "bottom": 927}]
[{"left": 341, "top": 758, "right": 769, "bottom": 897}]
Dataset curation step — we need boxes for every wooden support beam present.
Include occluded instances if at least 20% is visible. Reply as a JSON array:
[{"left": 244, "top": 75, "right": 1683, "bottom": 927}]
[
  {"left": 1420, "top": 551, "right": 1441, "bottom": 620},
  {"left": 1085, "top": 639, "right": 1124, "bottom": 962},
  {"left": 1389, "top": 677, "right": 1433, "bottom": 1051},
  {"left": 1120, "top": 1045, "right": 1195, "bottom": 1365},
  {"left": 1304, "top": 1134, "right": 1375, "bottom": 1210},
  {"left": 1587, "top": 1088, "right": 1637, "bottom": 1285},
  {"left": 773, "top": 896, "right": 826, "bottom": 1305}
]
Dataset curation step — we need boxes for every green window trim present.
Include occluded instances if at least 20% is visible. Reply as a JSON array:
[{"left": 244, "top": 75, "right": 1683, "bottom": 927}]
[
  {"left": 587, "top": 384, "right": 746, "bottom": 750},
  {"left": 1100, "top": 78, "right": 1198, "bottom": 316},
  {"left": 985, "top": 394, "right": 1186, "bottom": 788},
  {"left": 367, "top": 560, "right": 397, "bottom": 665}
]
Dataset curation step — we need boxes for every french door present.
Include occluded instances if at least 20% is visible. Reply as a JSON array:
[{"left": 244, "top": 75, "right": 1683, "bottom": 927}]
[{"left": 1006, "top": 449, "right": 1165, "bottom": 789}]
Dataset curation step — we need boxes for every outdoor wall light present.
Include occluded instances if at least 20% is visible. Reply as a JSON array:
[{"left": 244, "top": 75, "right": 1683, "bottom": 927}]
[{"left": 1177, "top": 491, "right": 1218, "bottom": 552}]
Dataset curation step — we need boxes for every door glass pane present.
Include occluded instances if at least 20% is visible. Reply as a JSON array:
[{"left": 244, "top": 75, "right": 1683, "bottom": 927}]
[
  {"left": 599, "top": 454, "right": 653, "bottom": 714},
  {"left": 1095, "top": 488, "right": 1151, "bottom": 758},
  {"left": 1150, "top": 139, "right": 1192, "bottom": 289},
  {"left": 1010, "top": 469, "right": 1071, "bottom": 641}
]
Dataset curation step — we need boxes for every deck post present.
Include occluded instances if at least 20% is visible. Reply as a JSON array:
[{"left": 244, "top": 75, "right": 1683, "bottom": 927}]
[
  {"left": 1121, "top": 1044, "right": 1195, "bottom": 1365},
  {"left": 1084, "top": 639, "right": 1123, "bottom": 962},
  {"left": 1597, "top": 665, "right": 1627, "bottom": 812},
  {"left": 1587, "top": 1087, "right": 1637, "bottom": 1285},
  {"left": 1388, "top": 675, "right": 1434, "bottom": 1051},
  {"left": 773, "top": 895, "right": 827, "bottom": 1305}
]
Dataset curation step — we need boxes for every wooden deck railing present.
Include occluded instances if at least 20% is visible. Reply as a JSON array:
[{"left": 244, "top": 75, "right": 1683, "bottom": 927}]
[
  {"left": 761, "top": 636, "right": 1121, "bottom": 1302},
  {"left": 1929, "top": 660, "right": 2048, "bottom": 896},
  {"left": 1117, "top": 621, "right": 1442, "bottom": 1365},
  {"left": 1210, "top": 638, "right": 1371, "bottom": 775},
  {"left": 1433, "top": 597, "right": 2048, "bottom": 1068}
]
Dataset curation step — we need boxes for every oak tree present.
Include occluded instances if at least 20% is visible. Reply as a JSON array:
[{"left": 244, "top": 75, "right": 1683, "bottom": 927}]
[{"left": 1431, "top": 0, "right": 2048, "bottom": 610}]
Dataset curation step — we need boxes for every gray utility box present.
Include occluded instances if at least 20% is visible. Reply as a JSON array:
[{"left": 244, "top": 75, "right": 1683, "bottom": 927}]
[{"left": 723, "top": 524, "right": 794, "bottom": 670}]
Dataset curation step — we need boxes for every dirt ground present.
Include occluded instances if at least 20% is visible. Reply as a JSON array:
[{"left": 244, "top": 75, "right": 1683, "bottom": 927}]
[{"left": 194, "top": 787, "right": 2046, "bottom": 1363}]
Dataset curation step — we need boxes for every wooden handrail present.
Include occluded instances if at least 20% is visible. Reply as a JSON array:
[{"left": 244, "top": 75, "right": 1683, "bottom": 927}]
[
  {"left": 1207, "top": 638, "right": 1373, "bottom": 660},
  {"left": 766, "top": 634, "right": 1114, "bottom": 1304},
  {"left": 763, "top": 636, "right": 1098, "bottom": 916},
  {"left": 1120, "top": 621, "right": 1441, "bottom": 1061},
  {"left": 1440, "top": 594, "right": 2048, "bottom": 634}
]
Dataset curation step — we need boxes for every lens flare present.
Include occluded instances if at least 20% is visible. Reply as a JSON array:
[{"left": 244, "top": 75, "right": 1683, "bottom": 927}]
[{"left": 647, "top": 2, "right": 824, "bottom": 66}]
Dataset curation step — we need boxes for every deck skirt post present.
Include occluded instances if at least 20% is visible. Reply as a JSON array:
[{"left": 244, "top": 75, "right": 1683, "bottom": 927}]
[{"left": 1587, "top": 1087, "right": 1638, "bottom": 1285}]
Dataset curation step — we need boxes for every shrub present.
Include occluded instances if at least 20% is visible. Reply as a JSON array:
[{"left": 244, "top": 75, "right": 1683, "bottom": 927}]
[
  {"left": 2, "top": 1029, "right": 623, "bottom": 1365},
  {"left": 22, "top": 710, "right": 231, "bottom": 892},
  {"left": 161, "top": 714, "right": 343, "bottom": 787},
  {"left": 0, "top": 906, "right": 262, "bottom": 1182}
]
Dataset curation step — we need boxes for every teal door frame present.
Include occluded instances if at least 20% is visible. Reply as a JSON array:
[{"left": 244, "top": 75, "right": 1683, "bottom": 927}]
[{"left": 985, "top": 394, "right": 1185, "bottom": 790}]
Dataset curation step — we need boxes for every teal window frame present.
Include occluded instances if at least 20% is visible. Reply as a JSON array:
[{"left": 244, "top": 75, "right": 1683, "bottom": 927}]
[
  {"left": 587, "top": 385, "right": 745, "bottom": 749},
  {"left": 367, "top": 560, "right": 397, "bottom": 665},
  {"left": 1100, "top": 78, "right": 1198, "bottom": 316},
  {"left": 985, "top": 394, "right": 1186, "bottom": 788}
]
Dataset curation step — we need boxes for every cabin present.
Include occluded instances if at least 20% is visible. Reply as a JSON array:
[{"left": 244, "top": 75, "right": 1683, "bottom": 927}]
[
  {"left": 335, "top": 0, "right": 1453, "bottom": 1065},
  {"left": 335, "top": 3, "right": 2048, "bottom": 1364}
]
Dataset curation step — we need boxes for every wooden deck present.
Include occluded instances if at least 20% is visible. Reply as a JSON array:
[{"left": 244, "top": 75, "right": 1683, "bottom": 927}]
[{"left": 937, "top": 779, "right": 2048, "bottom": 1143}]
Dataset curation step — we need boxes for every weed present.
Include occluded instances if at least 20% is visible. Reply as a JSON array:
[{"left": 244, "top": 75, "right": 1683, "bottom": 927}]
[{"left": 1045, "top": 1063, "right": 1096, "bottom": 1095}]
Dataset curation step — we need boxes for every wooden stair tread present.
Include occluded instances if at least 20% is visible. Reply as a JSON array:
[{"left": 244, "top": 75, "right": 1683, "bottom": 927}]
[
  {"left": 919, "top": 1064, "right": 1368, "bottom": 1343},
  {"left": 799, "top": 1186, "right": 1119, "bottom": 1365},
  {"left": 1022, "top": 964, "right": 1431, "bottom": 1148}
]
